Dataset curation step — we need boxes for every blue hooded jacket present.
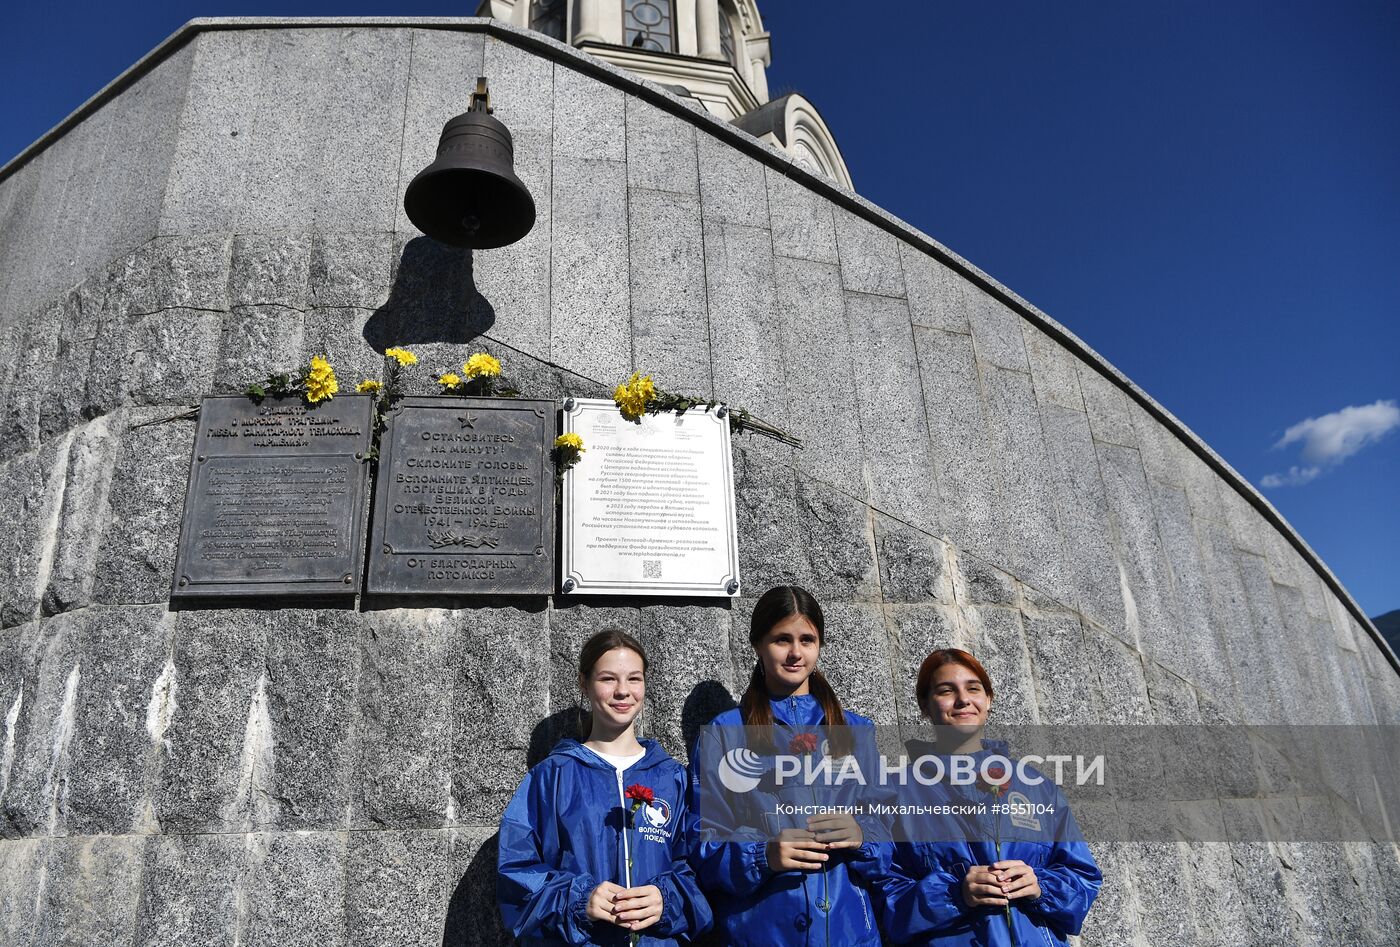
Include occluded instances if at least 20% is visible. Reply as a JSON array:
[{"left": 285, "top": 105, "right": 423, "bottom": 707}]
[
  {"left": 872, "top": 740, "right": 1102, "bottom": 946},
  {"left": 686, "top": 694, "right": 885, "bottom": 947},
  {"left": 497, "top": 738, "right": 713, "bottom": 946}
]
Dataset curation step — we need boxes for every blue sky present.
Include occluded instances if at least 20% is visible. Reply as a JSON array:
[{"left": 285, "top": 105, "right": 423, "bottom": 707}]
[{"left": 3, "top": 1, "right": 1396, "bottom": 616}]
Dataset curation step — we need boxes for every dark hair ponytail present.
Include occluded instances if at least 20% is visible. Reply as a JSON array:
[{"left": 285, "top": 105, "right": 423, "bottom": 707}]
[
  {"left": 740, "top": 586, "right": 852, "bottom": 755},
  {"left": 577, "top": 628, "right": 647, "bottom": 740}
]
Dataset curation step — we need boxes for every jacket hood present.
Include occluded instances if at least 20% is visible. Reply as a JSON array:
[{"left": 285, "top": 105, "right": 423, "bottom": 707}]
[{"left": 548, "top": 737, "right": 673, "bottom": 772}]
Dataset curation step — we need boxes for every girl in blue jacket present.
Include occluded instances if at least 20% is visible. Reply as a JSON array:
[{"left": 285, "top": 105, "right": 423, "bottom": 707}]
[
  {"left": 498, "top": 629, "right": 712, "bottom": 945},
  {"left": 875, "top": 648, "right": 1101, "bottom": 946},
  {"left": 687, "top": 585, "right": 885, "bottom": 947}
]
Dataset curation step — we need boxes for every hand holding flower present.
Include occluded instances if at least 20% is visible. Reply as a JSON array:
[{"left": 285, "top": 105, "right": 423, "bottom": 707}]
[
  {"left": 960, "top": 866, "right": 1009, "bottom": 908},
  {"left": 806, "top": 811, "right": 863, "bottom": 849},
  {"left": 992, "top": 859, "right": 1041, "bottom": 900},
  {"left": 586, "top": 881, "right": 626, "bottom": 922},
  {"left": 611, "top": 885, "right": 664, "bottom": 930},
  {"left": 765, "top": 827, "right": 829, "bottom": 872}
]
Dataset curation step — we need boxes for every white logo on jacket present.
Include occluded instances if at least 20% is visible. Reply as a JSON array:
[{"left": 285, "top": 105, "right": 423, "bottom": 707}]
[{"left": 637, "top": 797, "right": 673, "bottom": 843}]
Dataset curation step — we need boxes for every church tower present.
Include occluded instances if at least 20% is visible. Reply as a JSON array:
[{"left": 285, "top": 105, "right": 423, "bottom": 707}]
[{"left": 476, "top": 0, "right": 854, "bottom": 188}]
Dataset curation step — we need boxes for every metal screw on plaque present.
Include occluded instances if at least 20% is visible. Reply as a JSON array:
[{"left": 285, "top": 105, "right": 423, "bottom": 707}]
[
  {"left": 726, "top": 580, "right": 740, "bottom": 595},
  {"left": 178, "top": 577, "right": 189, "bottom": 587},
  {"left": 561, "top": 578, "right": 576, "bottom": 593},
  {"left": 382, "top": 544, "right": 393, "bottom": 554},
  {"left": 343, "top": 574, "right": 353, "bottom": 585},
  {"left": 563, "top": 398, "right": 576, "bottom": 412},
  {"left": 716, "top": 406, "right": 729, "bottom": 419},
  {"left": 197, "top": 454, "right": 207, "bottom": 462}
]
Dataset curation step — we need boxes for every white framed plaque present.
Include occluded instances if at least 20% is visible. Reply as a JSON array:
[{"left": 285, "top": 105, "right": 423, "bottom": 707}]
[{"left": 560, "top": 398, "right": 740, "bottom": 597}]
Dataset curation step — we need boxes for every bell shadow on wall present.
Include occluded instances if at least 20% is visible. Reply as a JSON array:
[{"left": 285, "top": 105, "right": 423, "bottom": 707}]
[{"left": 363, "top": 236, "right": 496, "bottom": 352}]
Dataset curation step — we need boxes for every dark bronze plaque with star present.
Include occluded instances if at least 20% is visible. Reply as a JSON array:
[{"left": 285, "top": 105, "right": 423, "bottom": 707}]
[{"left": 366, "top": 397, "right": 554, "bottom": 596}]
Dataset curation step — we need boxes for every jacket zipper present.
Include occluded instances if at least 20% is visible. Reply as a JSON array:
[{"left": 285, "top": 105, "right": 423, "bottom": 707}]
[{"left": 616, "top": 766, "right": 632, "bottom": 888}]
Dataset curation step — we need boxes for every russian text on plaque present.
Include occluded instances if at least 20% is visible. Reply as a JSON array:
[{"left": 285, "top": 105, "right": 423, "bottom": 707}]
[
  {"left": 560, "top": 398, "right": 740, "bottom": 597},
  {"left": 171, "top": 394, "right": 375, "bottom": 601},
  {"left": 367, "top": 397, "right": 554, "bottom": 595}
]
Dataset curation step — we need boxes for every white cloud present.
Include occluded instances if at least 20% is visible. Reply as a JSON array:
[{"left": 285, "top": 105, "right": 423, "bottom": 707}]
[
  {"left": 1260, "top": 466, "right": 1321, "bottom": 489},
  {"left": 1260, "top": 399, "right": 1399, "bottom": 489},
  {"left": 1274, "top": 399, "right": 1400, "bottom": 463}
]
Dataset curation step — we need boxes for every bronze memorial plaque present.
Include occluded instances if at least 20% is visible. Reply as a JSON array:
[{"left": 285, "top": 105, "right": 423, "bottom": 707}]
[
  {"left": 171, "top": 394, "right": 375, "bottom": 601},
  {"left": 367, "top": 397, "right": 554, "bottom": 595}
]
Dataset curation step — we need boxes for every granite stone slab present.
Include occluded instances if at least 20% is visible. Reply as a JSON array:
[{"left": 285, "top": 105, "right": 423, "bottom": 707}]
[
  {"left": 355, "top": 608, "right": 454, "bottom": 829},
  {"left": 979, "top": 364, "right": 1069, "bottom": 598},
  {"left": 832, "top": 207, "right": 906, "bottom": 298},
  {"left": 153, "top": 610, "right": 269, "bottom": 833},
  {"left": 1034, "top": 401, "right": 1126, "bottom": 634},
  {"left": 765, "top": 165, "right": 838, "bottom": 263},
  {"left": 92, "top": 408, "right": 194, "bottom": 606},
  {"left": 702, "top": 220, "right": 790, "bottom": 429},
  {"left": 900, "top": 242, "right": 971, "bottom": 334},
  {"left": 451, "top": 605, "right": 550, "bottom": 821},
  {"left": 628, "top": 188, "right": 711, "bottom": 395},
  {"left": 963, "top": 606, "right": 1038, "bottom": 725},
  {"left": 160, "top": 29, "right": 270, "bottom": 235},
  {"left": 229, "top": 233, "right": 312, "bottom": 310},
  {"left": 698, "top": 130, "right": 769, "bottom": 228},
  {"left": 794, "top": 474, "right": 878, "bottom": 601},
  {"left": 843, "top": 291, "right": 941, "bottom": 534},
  {"left": 310, "top": 28, "right": 411, "bottom": 233},
  {"left": 346, "top": 829, "right": 453, "bottom": 947},
  {"left": 30, "top": 834, "right": 144, "bottom": 946},
  {"left": 913, "top": 326, "right": 1007, "bottom": 567},
  {"left": 729, "top": 440, "right": 810, "bottom": 593},
  {"left": 819, "top": 601, "right": 898, "bottom": 725},
  {"left": 214, "top": 305, "right": 307, "bottom": 395},
  {"left": 124, "top": 308, "right": 223, "bottom": 406},
  {"left": 549, "top": 154, "right": 631, "bottom": 384},
  {"left": 626, "top": 98, "right": 699, "bottom": 195},
  {"left": 966, "top": 289, "right": 1029, "bottom": 373},
  {"left": 0, "top": 439, "right": 68, "bottom": 628},
  {"left": 771, "top": 256, "right": 865, "bottom": 499},
  {"left": 638, "top": 606, "right": 736, "bottom": 758},
  {"left": 54, "top": 606, "right": 172, "bottom": 837},
  {"left": 264, "top": 610, "right": 362, "bottom": 829},
  {"left": 873, "top": 514, "right": 951, "bottom": 605}
]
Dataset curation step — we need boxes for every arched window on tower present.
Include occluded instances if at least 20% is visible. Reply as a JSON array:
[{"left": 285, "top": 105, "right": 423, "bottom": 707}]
[
  {"left": 718, "top": 2, "right": 737, "bottom": 67},
  {"left": 530, "top": 0, "right": 566, "bottom": 41},
  {"left": 624, "top": 0, "right": 676, "bottom": 52}
]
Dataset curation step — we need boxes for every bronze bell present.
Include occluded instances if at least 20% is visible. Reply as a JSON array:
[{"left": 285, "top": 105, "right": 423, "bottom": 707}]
[{"left": 404, "top": 78, "right": 536, "bottom": 249}]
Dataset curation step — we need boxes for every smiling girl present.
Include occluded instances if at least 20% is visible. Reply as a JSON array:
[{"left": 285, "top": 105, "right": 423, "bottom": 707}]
[
  {"left": 875, "top": 649, "right": 1101, "bottom": 946},
  {"left": 498, "top": 630, "right": 712, "bottom": 945},
  {"left": 687, "top": 585, "right": 884, "bottom": 947}
]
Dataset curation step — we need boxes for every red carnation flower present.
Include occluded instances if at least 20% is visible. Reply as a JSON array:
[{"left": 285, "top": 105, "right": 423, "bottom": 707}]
[
  {"left": 977, "top": 763, "right": 1010, "bottom": 797},
  {"left": 788, "top": 733, "right": 820, "bottom": 755},
  {"left": 625, "top": 784, "right": 655, "bottom": 805}
]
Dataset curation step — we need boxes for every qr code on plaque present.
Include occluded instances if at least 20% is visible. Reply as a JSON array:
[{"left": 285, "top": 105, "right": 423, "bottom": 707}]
[{"left": 642, "top": 560, "right": 662, "bottom": 579}]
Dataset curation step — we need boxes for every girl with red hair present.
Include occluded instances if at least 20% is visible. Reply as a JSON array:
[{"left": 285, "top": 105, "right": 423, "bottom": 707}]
[{"left": 875, "top": 649, "right": 1101, "bottom": 946}]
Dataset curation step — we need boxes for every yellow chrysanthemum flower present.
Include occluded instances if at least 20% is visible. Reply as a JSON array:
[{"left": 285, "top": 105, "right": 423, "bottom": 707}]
[
  {"left": 384, "top": 347, "right": 417, "bottom": 367},
  {"left": 463, "top": 352, "right": 502, "bottom": 379},
  {"left": 355, "top": 379, "right": 383, "bottom": 394},
  {"left": 613, "top": 371, "right": 655, "bottom": 420},
  {"left": 304, "top": 355, "right": 339, "bottom": 403},
  {"left": 554, "top": 432, "right": 585, "bottom": 452},
  {"left": 438, "top": 372, "right": 462, "bottom": 387}
]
